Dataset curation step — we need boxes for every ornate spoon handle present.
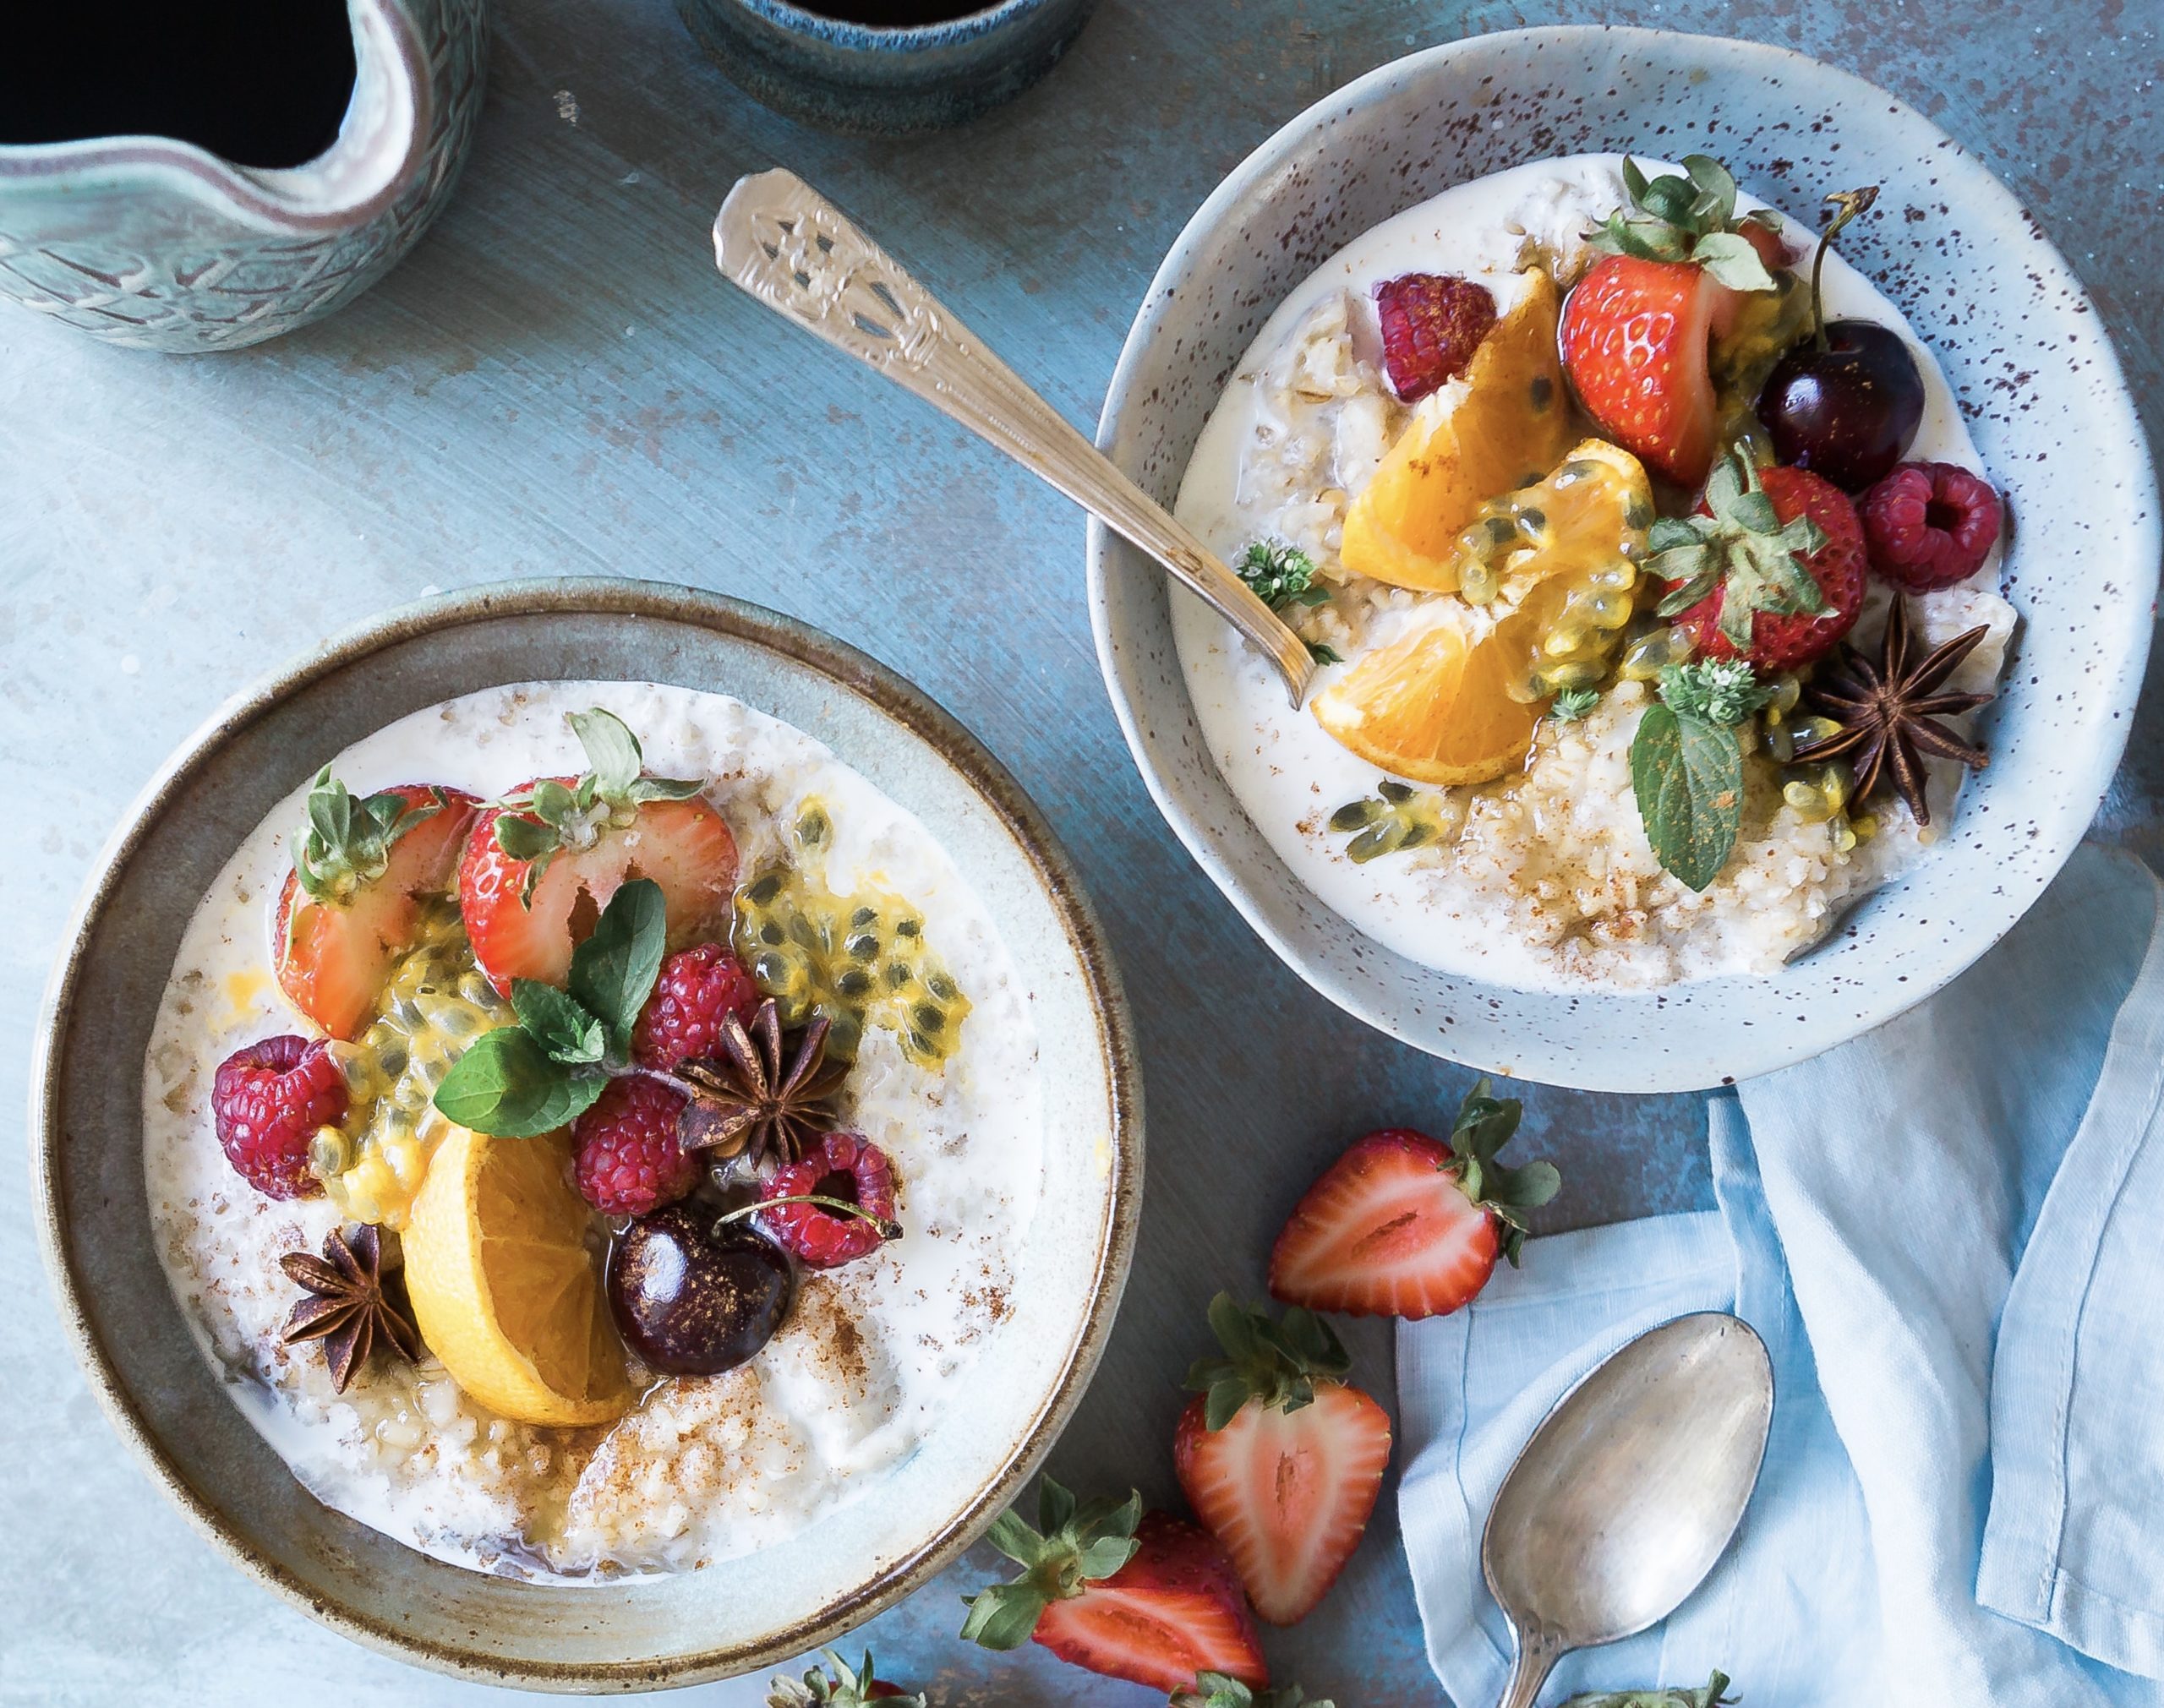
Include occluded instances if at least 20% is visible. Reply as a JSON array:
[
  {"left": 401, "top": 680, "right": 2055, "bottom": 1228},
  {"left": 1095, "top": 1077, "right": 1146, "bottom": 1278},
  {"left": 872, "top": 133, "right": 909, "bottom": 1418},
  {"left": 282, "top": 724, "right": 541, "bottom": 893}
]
[{"left": 713, "top": 169, "right": 1315, "bottom": 707}]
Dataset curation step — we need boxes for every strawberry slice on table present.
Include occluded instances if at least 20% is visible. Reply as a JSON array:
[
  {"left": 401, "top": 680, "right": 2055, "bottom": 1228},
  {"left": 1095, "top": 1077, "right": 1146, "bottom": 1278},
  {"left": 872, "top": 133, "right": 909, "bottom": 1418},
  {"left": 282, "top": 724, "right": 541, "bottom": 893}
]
[
  {"left": 1651, "top": 451, "right": 1866, "bottom": 673},
  {"left": 1270, "top": 1081, "right": 1560, "bottom": 1319},
  {"left": 460, "top": 708, "right": 736, "bottom": 994},
  {"left": 1560, "top": 155, "right": 1786, "bottom": 487},
  {"left": 1171, "top": 1678, "right": 1336, "bottom": 1708},
  {"left": 962, "top": 1478, "right": 1268, "bottom": 1694},
  {"left": 273, "top": 771, "right": 477, "bottom": 1040},
  {"left": 1174, "top": 1294, "right": 1391, "bottom": 1626}
]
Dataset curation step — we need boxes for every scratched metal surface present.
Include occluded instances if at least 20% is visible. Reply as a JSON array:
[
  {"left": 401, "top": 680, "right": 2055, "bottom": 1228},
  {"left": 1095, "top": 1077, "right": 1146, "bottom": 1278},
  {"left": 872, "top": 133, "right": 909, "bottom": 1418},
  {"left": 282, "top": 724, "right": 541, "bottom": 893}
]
[{"left": 2, "top": 1, "right": 2157, "bottom": 1702}]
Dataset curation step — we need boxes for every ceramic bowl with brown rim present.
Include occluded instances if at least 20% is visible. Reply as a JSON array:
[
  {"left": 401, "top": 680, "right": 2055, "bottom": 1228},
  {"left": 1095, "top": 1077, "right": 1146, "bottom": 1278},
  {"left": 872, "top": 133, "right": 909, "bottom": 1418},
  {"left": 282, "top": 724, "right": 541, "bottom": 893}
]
[{"left": 30, "top": 578, "right": 1140, "bottom": 1689}]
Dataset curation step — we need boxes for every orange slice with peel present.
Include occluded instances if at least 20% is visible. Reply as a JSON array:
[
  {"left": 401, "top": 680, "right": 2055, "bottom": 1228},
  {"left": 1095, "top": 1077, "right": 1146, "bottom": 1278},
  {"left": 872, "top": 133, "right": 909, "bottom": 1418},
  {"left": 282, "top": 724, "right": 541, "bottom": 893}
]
[
  {"left": 1311, "top": 604, "right": 1543, "bottom": 787},
  {"left": 1339, "top": 270, "right": 1578, "bottom": 593},
  {"left": 401, "top": 1122, "right": 631, "bottom": 1427}
]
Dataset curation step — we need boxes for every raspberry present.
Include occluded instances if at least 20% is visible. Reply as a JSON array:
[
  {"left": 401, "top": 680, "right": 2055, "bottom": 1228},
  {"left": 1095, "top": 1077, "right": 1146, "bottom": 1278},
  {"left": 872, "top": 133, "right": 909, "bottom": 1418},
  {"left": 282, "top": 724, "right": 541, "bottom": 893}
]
[
  {"left": 632, "top": 942, "right": 761, "bottom": 1071},
  {"left": 758, "top": 1132, "right": 898, "bottom": 1270},
  {"left": 573, "top": 1077, "right": 699, "bottom": 1216},
  {"left": 1861, "top": 461, "right": 2003, "bottom": 592},
  {"left": 1374, "top": 273, "right": 1497, "bottom": 403},
  {"left": 211, "top": 1035, "right": 346, "bottom": 1200}
]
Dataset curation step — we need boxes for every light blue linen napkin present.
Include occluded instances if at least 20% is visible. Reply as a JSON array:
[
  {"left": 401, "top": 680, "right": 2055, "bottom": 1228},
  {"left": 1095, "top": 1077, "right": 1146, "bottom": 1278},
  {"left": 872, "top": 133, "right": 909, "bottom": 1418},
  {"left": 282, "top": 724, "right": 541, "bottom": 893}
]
[{"left": 1397, "top": 843, "right": 2164, "bottom": 1705}]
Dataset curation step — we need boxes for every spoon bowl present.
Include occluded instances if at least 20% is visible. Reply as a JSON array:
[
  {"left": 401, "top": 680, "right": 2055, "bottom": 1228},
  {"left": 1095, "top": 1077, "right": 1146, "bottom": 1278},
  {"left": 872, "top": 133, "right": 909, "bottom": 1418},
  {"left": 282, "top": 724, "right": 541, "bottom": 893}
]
[{"left": 1482, "top": 1312, "right": 1773, "bottom": 1706}]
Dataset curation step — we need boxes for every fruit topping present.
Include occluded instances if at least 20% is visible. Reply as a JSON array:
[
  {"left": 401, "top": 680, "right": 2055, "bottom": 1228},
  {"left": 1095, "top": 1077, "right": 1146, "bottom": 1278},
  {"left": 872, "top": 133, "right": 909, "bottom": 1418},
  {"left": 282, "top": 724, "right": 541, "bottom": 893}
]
[
  {"left": 274, "top": 771, "right": 477, "bottom": 1040},
  {"left": 459, "top": 708, "right": 735, "bottom": 995},
  {"left": 278, "top": 1222, "right": 422, "bottom": 1393},
  {"left": 1757, "top": 188, "right": 1925, "bottom": 492},
  {"left": 1561, "top": 156, "right": 1784, "bottom": 488},
  {"left": 961, "top": 1479, "right": 1270, "bottom": 1693},
  {"left": 401, "top": 1121, "right": 631, "bottom": 1426},
  {"left": 633, "top": 941, "right": 763, "bottom": 1072},
  {"left": 1173, "top": 1295, "right": 1391, "bottom": 1626},
  {"left": 768, "top": 1650, "right": 924, "bottom": 1707},
  {"left": 573, "top": 1075, "right": 700, "bottom": 1217},
  {"left": 1652, "top": 452, "right": 1866, "bottom": 673},
  {"left": 1328, "top": 779, "right": 1465, "bottom": 864},
  {"left": 1172, "top": 1679, "right": 1336, "bottom": 1708},
  {"left": 757, "top": 1132, "right": 900, "bottom": 1270},
  {"left": 1269, "top": 1082, "right": 1560, "bottom": 1318},
  {"left": 319, "top": 898, "right": 508, "bottom": 1227},
  {"left": 1373, "top": 271, "right": 1498, "bottom": 403},
  {"left": 1861, "top": 460, "right": 2004, "bottom": 592},
  {"left": 1628, "top": 658, "right": 1775, "bottom": 891},
  {"left": 675, "top": 996, "right": 849, "bottom": 1167},
  {"left": 609, "top": 1203, "right": 796, "bottom": 1378},
  {"left": 1339, "top": 270, "right": 1577, "bottom": 592},
  {"left": 733, "top": 803, "right": 971, "bottom": 1068},
  {"left": 1559, "top": 1676, "right": 1738, "bottom": 1708},
  {"left": 1309, "top": 601, "right": 1541, "bottom": 787},
  {"left": 212, "top": 1034, "right": 347, "bottom": 1199},
  {"left": 1792, "top": 596, "right": 1992, "bottom": 827}
]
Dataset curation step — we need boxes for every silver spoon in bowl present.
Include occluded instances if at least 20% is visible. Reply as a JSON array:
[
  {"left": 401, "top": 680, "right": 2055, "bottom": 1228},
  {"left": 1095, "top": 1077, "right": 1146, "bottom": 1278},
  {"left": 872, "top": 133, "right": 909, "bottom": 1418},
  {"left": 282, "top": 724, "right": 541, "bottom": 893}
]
[
  {"left": 713, "top": 169, "right": 1316, "bottom": 708},
  {"left": 1483, "top": 1311, "right": 1773, "bottom": 1708}
]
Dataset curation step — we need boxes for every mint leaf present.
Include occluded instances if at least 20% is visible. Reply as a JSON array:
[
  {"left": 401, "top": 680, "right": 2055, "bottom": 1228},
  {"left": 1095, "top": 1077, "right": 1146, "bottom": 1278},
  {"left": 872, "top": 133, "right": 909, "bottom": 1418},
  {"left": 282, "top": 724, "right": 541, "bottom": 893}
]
[
  {"left": 511, "top": 979, "right": 607, "bottom": 1065},
  {"left": 1631, "top": 703, "right": 1744, "bottom": 892},
  {"left": 432, "top": 1026, "right": 604, "bottom": 1138},
  {"left": 568, "top": 877, "right": 667, "bottom": 1049}
]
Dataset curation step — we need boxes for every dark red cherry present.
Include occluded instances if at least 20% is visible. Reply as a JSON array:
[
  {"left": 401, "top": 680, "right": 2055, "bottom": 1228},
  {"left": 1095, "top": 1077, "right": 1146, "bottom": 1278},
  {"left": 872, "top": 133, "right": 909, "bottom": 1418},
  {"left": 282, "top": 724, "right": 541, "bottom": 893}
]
[
  {"left": 1757, "top": 319, "right": 1925, "bottom": 493},
  {"left": 607, "top": 1203, "right": 795, "bottom": 1376}
]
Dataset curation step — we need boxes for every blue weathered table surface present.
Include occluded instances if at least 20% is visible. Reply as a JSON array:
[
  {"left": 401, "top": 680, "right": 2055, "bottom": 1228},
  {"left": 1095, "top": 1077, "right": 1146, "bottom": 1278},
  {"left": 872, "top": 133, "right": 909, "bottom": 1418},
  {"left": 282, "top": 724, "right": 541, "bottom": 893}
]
[{"left": 4, "top": 0, "right": 2158, "bottom": 1702}]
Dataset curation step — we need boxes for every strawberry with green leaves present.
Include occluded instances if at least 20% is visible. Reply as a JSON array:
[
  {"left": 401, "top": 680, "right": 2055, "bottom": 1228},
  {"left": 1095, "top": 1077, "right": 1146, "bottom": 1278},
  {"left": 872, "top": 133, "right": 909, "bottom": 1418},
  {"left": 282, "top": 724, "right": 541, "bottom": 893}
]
[
  {"left": 765, "top": 1650, "right": 921, "bottom": 1707},
  {"left": 274, "top": 768, "right": 477, "bottom": 1039},
  {"left": 1173, "top": 1296, "right": 1391, "bottom": 1625},
  {"left": 1172, "top": 1677, "right": 1336, "bottom": 1708},
  {"left": 1561, "top": 1673, "right": 1737, "bottom": 1708},
  {"left": 459, "top": 708, "right": 735, "bottom": 994},
  {"left": 1560, "top": 156, "right": 1787, "bottom": 487},
  {"left": 1270, "top": 1083, "right": 1560, "bottom": 1318},
  {"left": 961, "top": 1478, "right": 1267, "bottom": 1693},
  {"left": 1650, "top": 450, "right": 1866, "bottom": 673}
]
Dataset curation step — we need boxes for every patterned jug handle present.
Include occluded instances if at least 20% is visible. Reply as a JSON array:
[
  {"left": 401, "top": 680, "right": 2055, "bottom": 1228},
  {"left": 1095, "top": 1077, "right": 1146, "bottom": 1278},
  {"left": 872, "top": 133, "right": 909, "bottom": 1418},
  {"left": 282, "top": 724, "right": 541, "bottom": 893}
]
[{"left": 713, "top": 169, "right": 1316, "bottom": 708}]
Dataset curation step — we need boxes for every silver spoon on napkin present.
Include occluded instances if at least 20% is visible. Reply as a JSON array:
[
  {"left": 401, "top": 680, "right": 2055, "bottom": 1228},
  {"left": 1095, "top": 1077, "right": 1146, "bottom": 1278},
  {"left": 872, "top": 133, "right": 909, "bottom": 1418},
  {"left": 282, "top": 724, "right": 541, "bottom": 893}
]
[
  {"left": 713, "top": 168, "right": 1317, "bottom": 708},
  {"left": 1483, "top": 1312, "right": 1773, "bottom": 1708}
]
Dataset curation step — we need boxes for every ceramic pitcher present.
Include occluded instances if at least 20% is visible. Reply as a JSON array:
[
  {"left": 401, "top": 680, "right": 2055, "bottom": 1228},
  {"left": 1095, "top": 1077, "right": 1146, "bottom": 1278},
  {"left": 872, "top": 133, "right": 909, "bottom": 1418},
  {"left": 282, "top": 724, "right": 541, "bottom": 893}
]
[{"left": 0, "top": 0, "right": 488, "bottom": 353}]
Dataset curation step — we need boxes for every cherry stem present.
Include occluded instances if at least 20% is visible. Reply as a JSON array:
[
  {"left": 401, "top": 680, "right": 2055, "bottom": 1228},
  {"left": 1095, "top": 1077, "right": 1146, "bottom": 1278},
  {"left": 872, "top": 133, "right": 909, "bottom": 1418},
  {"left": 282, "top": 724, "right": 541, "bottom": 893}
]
[
  {"left": 714, "top": 1194, "right": 903, "bottom": 1242},
  {"left": 1810, "top": 185, "right": 1879, "bottom": 351}
]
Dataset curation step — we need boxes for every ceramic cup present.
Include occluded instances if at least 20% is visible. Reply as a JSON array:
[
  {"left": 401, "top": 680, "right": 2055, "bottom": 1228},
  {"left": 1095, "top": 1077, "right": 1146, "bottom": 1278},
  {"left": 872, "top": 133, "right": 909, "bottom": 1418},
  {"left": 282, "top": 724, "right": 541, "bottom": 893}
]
[{"left": 676, "top": 0, "right": 1096, "bottom": 134}]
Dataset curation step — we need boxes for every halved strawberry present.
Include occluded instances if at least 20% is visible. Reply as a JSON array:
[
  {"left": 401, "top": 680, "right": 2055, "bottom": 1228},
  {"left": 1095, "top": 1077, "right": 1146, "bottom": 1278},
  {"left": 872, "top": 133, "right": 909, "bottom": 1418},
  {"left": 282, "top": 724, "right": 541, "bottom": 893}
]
[
  {"left": 273, "top": 772, "right": 477, "bottom": 1040},
  {"left": 1270, "top": 1082, "right": 1560, "bottom": 1318},
  {"left": 1561, "top": 155, "right": 1787, "bottom": 487},
  {"left": 459, "top": 709, "right": 736, "bottom": 993},
  {"left": 1174, "top": 1295, "right": 1391, "bottom": 1625},
  {"left": 1652, "top": 452, "right": 1866, "bottom": 672},
  {"left": 1171, "top": 1678, "right": 1337, "bottom": 1708},
  {"left": 962, "top": 1480, "right": 1267, "bottom": 1694}
]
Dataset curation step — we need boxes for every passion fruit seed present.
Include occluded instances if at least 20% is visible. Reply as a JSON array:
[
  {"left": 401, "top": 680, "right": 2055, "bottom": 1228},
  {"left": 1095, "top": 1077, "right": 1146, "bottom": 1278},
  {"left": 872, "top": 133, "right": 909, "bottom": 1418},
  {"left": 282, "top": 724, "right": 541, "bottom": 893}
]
[
  {"left": 1618, "top": 625, "right": 1698, "bottom": 682},
  {"left": 1331, "top": 780, "right": 1468, "bottom": 865}
]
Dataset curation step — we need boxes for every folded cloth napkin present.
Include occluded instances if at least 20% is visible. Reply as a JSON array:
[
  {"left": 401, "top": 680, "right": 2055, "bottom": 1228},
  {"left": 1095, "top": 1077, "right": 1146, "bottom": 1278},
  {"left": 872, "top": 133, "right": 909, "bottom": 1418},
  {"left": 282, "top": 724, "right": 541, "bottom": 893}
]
[{"left": 1397, "top": 843, "right": 2164, "bottom": 1706}]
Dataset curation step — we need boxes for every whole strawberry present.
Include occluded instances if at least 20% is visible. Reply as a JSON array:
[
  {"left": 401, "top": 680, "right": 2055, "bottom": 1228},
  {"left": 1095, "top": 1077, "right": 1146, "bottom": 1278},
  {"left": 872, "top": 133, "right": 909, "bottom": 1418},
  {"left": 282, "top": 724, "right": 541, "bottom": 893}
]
[
  {"left": 962, "top": 1479, "right": 1268, "bottom": 1693},
  {"left": 766, "top": 1650, "right": 922, "bottom": 1707},
  {"left": 1650, "top": 452, "right": 1866, "bottom": 672},
  {"left": 212, "top": 1035, "right": 347, "bottom": 1199},
  {"left": 634, "top": 941, "right": 762, "bottom": 1071},
  {"left": 1560, "top": 156, "right": 1786, "bottom": 487},
  {"left": 1271, "top": 1081, "right": 1560, "bottom": 1318},
  {"left": 1174, "top": 1296, "right": 1391, "bottom": 1625},
  {"left": 572, "top": 1075, "right": 699, "bottom": 1217}
]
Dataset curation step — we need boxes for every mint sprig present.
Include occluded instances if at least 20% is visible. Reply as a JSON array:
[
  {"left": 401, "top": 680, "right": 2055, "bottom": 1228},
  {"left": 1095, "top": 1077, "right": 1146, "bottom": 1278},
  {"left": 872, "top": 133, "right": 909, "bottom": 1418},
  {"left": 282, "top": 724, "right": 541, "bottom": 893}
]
[
  {"left": 1237, "top": 539, "right": 1342, "bottom": 666},
  {"left": 432, "top": 878, "right": 668, "bottom": 1137},
  {"left": 1591, "top": 155, "right": 1782, "bottom": 293},
  {"left": 1629, "top": 660, "right": 1773, "bottom": 892}
]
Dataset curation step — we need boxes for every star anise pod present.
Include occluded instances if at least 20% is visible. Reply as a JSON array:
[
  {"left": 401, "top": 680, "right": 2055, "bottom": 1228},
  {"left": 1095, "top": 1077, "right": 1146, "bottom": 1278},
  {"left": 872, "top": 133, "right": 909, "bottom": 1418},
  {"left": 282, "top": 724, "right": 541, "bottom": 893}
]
[
  {"left": 280, "top": 1223, "right": 422, "bottom": 1394},
  {"left": 1792, "top": 595, "right": 1992, "bottom": 826},
  {"left": 675, "top": 997, "right": 846, "bottom": 1169}
]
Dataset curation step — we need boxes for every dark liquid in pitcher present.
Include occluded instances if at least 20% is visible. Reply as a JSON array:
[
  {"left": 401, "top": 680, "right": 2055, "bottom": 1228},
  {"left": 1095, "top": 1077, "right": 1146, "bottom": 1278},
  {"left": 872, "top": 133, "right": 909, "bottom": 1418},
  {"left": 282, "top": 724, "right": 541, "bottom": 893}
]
[
  {"left": 1, "top": 0, "right": 356, "bottom": 169},
  {"left": 790, "top": 1, "right": 997, "bottom": 23}
]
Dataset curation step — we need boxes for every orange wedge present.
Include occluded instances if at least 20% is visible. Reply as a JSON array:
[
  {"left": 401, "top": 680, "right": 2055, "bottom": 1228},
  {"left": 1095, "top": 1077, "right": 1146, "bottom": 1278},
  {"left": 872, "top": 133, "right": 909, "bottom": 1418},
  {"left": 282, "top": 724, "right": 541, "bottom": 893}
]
[
  {"left": 401, "top": 1123, "right": 631, "bottom": 1427},
  {"left": 1311, "top": 606, "right": 1542, "bottom": 787},
  {"left": 1339, "top": 270, "right": 1578, "bottom": 593}
]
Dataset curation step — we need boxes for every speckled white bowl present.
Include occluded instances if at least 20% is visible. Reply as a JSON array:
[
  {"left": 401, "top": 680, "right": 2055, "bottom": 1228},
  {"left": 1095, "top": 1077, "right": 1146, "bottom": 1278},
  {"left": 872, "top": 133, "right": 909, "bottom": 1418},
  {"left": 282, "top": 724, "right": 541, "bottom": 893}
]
[
  {"left": 1090, "top": 26, "right": 2159, "bottom": 1093},
  {"left": 33, "top": 581, "right": 1140, "bottom": 1689}
]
